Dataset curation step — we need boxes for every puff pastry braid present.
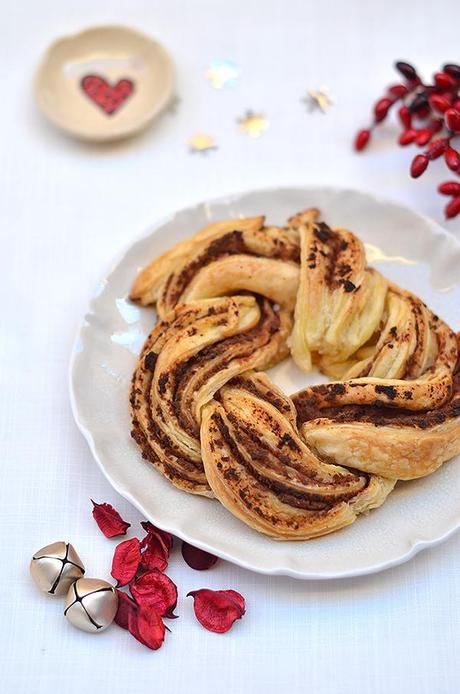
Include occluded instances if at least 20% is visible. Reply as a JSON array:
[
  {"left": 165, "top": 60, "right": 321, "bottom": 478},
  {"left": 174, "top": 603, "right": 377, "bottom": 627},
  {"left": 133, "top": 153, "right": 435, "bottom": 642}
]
[
  {"left": 131, "top": 295, "right": 291, "bottom": 496},
  {"left": 129, "top": 211, "right": 459, "bottom": 540},
  {"left": 290, "top": 215, "right": 458, "bottom": 411},
  {"left": 201, "top": 371, "right": 394, "bottom": 540}
]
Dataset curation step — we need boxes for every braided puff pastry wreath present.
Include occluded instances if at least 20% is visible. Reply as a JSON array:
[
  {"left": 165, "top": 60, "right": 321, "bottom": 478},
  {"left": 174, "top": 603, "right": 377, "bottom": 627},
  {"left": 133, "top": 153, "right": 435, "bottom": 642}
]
[{"left": 129, "top": 210, "right": 460, "bottom": 540}]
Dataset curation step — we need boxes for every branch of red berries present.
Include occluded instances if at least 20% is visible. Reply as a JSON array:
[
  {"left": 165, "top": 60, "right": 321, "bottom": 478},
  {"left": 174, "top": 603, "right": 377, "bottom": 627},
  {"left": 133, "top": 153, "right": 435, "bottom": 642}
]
[{"left": 354, "top": 61, "right": 460, "bottom": 219}]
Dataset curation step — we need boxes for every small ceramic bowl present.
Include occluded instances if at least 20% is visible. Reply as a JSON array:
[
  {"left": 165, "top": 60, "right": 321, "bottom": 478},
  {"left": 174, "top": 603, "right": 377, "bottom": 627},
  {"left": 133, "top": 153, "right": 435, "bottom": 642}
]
[{"left": 35, "top": 25, "right": 174, "bottom": 142}]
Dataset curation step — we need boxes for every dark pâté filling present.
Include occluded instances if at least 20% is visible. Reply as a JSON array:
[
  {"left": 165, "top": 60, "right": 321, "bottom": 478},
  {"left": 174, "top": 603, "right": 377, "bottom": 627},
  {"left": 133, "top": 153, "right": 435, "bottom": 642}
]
[{"left": 294, "top": 373, "right": 460, "bottom": 430}]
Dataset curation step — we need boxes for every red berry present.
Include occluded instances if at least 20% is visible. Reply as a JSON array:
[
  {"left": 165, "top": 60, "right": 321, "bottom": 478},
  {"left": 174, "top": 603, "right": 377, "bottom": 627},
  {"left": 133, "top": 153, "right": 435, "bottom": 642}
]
[
  {"left": 429, "top": 119, "right": 443, "bottom": 134},
  {"left": 409, "top": 93, "right": 429, "bottom": 114},
  {"left": 399, "top": 128, "right": 417, "bottom": 145},
  {"left": 445, "top": 108, "right": 460, "bottom": 133},
  {"left": 374, "top": 97, "right": 393, "bottom": 122},
  {"left": 429, "top": 94, "right": 451, "bottom": 113},
  {"left": 398, "top": 105, "right": 412, "bottom": 128},
  {"left": 426, "top": 138, "right": 448, "bottom": 160},
  {"left": 445, "top": 196, "right": 460, "bottom": 219},
  {"left": 434, "top": 71, "right": 456, "bottom": 90},
  {"left": 443, "top": 64, "right": 460, "bottom": 81},
  {"left": 395, "top": 61, "right": 419, "bottom": 82},
  {"left": 438, "top": 181, "right": 460, "bottom": 196},
  {"left": 354, "top": 129, "right": 371, "bottom": 151},
  {"left": 388, "top": 84, "right": 409, "bottom": 98},
  {"left": 445, "top": 147, "right": 460, "bottom": 171},
  {"left": 417, "top": 106, "right": 431, "bottom": 119},
  {"left": 415, "top": 128, "right": 433, "bottom": 146},
  {"left": 454, "top": 100, "right": 460, "bottom": 111},
  {"left": 410, "top": 154, "right": 429, "bottom": 178}
]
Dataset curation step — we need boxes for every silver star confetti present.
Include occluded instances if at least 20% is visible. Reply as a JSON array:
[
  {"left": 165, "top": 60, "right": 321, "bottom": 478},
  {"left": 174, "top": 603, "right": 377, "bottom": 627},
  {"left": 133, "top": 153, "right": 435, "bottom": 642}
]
[{"left": 206, "top": 59, "right": 240, "bottom": 89}]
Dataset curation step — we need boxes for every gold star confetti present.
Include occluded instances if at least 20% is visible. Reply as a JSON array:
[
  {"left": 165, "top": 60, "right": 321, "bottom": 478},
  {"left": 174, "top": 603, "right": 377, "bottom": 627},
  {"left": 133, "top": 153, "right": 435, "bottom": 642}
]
[
  {"left": 187, "top": 132, "right": 217, "bottom": 154},
  {"left": 205, "top": 59, "right": 240, "bottom": 89},
  {"left": 302, "top": 87, "right": 335, "bottom": 113},
  {"left": 237, "top": 111, "right": 269, "bottom": 138}
]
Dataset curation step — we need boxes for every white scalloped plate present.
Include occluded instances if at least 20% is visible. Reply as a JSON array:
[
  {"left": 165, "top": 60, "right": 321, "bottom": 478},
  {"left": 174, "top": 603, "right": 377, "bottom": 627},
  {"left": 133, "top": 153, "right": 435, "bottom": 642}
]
[{"left": 69, "top": 186, "right": 460, "bottom": 579}]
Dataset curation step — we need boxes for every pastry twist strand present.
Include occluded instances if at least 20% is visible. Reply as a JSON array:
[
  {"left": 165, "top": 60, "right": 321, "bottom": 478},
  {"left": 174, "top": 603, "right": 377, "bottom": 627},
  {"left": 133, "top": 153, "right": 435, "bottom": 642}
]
[{"left": 129, "top": 210, "right": 459, "bottom": 540}]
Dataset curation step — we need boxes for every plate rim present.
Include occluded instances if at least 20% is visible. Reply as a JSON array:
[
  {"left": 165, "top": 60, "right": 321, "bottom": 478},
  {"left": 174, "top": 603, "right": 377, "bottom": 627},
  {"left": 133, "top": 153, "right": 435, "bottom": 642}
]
[{"left": 69, "top": 184, "right": 460, "bottom": 580}]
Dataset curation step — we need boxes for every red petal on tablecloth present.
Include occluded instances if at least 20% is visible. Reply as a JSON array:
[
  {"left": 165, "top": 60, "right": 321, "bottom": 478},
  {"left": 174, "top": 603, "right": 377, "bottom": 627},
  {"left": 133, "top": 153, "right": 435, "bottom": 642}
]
[
  {"left": 130, "top": 569, "right": 178, "bottom": 618},
  {"left": 91, "top": 499, "right": 131, "bottom": 537},
  {"left": 139, "top": 521, "right": 173, "bottom": 571},
  {"left": 111, "top": 538, "right": 141, "bottom": 586},
  {"left": 140, "top": 534, "right": 169, "bottom": 572},
  {"left": 187, "top": 589, "right": 246, "bottom": 633},
  {"left": 181, "top": 541, "right": 218, "bottom": 570},
  {"left": 140, "top": 521, "right": 173, "bottom": 552},
  {"left": 114, "top": 590, "right": 137, "bottom": 630},
  {"left": 128, "top": 604, "right": 166, "bottom": 650}
]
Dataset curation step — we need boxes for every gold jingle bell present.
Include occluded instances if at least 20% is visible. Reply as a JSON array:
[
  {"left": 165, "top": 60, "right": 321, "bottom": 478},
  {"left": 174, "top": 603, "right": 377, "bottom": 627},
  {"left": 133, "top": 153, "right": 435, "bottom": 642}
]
[
  {"left": 64, "top": 578, "right": 118, "bottom": 633},
  {"left": 30, "top": 541, "right": 85, "bottom": 596}
]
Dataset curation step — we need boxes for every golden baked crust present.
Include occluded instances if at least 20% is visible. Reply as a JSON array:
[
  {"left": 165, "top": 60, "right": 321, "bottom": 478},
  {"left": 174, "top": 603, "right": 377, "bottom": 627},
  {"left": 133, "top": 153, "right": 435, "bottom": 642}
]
[
  {"left": 130, "top": 295, "right": 291, "bottom": 496},
  {"left": 201, "top": 372, "right": 394, "bottom": 540},
  {"left": 130, "top": 216, "right": 266, "bottom": 306},
  {"left": 293, "top": 371, "right": 460, "bottom": 480},
  {"left": 290, "top": 218, "right": 458, "bottom": 411},
  {"left": 291, "top": 216, "right": 388, "bottom": 372},
  {"left": 128, "top": 210, "right": 460, "bottom": 540}
]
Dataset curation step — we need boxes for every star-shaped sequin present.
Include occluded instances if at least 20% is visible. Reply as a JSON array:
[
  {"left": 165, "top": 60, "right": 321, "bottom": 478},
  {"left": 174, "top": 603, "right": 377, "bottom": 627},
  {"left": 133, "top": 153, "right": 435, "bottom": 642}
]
[
  {"left": 302, "top": 87, "right": 334, "bottom": 113},
  {"left": 187, "top": 132, "right": 217, "bottom": 154},
  {"left": 205, "top": 59, "right": 240, "bottom": 89},
  {"left": 237, "top": 111, "right": 269, "bottom": 138}
]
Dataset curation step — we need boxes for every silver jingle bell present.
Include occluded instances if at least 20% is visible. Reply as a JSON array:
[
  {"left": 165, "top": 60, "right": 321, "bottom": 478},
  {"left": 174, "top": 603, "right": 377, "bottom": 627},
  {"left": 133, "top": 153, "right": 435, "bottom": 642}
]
[
  {"left": 30, "top": 541, "right": 85, "bottom": 596},
  {"left": 64, "top": 578, "right": 118, "bottom": 633}
]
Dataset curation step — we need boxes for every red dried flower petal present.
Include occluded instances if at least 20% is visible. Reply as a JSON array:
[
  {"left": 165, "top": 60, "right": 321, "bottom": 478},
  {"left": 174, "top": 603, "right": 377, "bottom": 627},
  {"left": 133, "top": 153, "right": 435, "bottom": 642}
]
[
  {"left": 138, "top": 521, "right": 173, "bottom": 572},
  {"left": 128, "top": 604, "right": 165, "bottom": 650},
  {"left": 114, "top": 590, "right": 137, "bottom": 630},
  {"left": 181, "top": 541, "right": 219, "bottom": 570},
  {"left": 140, "top": 535, "right": 169, "bottom": 572},
  {"left": 187, "top": 589, "right": 246, "bottom": 634},
  {"left": 222, "top": 589, "right": 246, "bottom": 615},
  {"left": 130, "top": 570, "right": 178, "bottom": 618},
  {"left": 111, "top": 538, "right": 141, "bottom": 586},
  {"left": 91, "top": 500, "right": 130, "bottom": 538},
  {"left": 140, "top": 521, "right": 173, "bottom": 553},
  {"left": 445, "top": 196, "right": 460, "bottom": 219}
]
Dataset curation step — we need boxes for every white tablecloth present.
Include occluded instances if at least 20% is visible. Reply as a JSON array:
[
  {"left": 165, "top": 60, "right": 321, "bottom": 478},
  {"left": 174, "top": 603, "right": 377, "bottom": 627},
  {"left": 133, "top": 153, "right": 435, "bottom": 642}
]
[{"left": 2, "top": 1, "right": 460, "bottom": 692}]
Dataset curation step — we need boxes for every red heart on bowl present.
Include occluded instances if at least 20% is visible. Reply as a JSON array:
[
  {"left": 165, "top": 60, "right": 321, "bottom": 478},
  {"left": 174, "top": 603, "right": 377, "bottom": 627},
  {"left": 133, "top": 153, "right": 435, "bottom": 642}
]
[{"left": 81, "top": 75, "right": 134, "bottom": 115}]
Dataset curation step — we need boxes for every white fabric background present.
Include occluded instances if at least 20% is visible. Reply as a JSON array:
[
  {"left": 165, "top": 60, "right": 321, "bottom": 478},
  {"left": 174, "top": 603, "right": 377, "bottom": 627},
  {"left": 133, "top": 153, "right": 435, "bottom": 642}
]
[{"left": 2, "top": 1, "right": 460, "bottom": 692}]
